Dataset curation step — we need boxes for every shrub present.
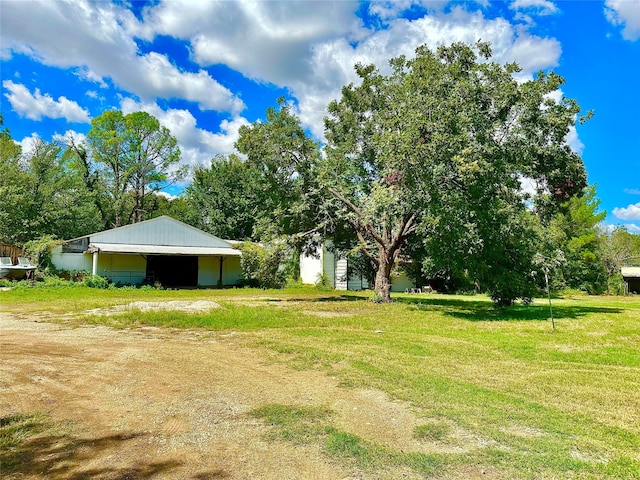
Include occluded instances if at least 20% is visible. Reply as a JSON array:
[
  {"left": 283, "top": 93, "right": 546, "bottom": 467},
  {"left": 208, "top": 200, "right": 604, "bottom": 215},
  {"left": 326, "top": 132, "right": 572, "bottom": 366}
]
[
  {"left": 607, "top": 272, "right": 625, "bottom": 296},
  {"left": 239, "top": 242, "right": 287, "bottom": 289},
  {"left": 22, "top": 235, "right": 61, "bottom": 276},
  {"left": 82, "top": 275, "right": 109, "bottom": 289},
  {"left": 315, "top": 272, "right": 332, "bottom": 291}
]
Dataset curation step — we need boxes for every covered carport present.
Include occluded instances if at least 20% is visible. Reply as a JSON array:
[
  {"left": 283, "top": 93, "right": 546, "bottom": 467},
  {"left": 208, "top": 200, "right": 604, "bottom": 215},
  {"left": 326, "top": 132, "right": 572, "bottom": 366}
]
[
  {"left": 53, "top": 216, "right": 242, "bottom": 287},
  {"left": 621, "top": 267, "right": 640, "bottom": 295},
  {"left": 86, "top": 243, "right": 241, "bottom": 287}
]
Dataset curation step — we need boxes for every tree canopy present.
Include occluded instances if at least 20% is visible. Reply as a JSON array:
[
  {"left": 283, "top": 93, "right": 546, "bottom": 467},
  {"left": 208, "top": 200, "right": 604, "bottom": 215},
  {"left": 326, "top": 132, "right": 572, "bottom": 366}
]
[
  {"left": 70, "top": 110, "right": 184, "bottom": 228},
  {"left": 238, "top": 41, "right": 589, "bottom": 303},
  {"left": 0, "top": 121, "right": 101, "bottom": 243}
]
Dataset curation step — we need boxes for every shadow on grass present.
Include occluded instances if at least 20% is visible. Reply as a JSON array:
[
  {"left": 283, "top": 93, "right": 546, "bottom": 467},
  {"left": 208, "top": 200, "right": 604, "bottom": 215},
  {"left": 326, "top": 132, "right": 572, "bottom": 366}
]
[
  {"left": 231, "top": 293, "right": 622, "bottom": 322},
  {"left": 395, "top": 296, "right": 622, "bottom": 321},
  {"left": 263, "top": 294, "right": 370, "bottom": 303},
  {"left": 1, "top": 414, "right": 228, "bottom": 479}
]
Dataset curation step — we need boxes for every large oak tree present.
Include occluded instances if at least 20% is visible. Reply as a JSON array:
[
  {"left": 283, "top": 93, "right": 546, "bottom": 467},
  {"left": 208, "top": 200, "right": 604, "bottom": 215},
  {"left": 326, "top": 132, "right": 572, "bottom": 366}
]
[{"left": 239, "top": 42, "right": 589, "bottom": 303}]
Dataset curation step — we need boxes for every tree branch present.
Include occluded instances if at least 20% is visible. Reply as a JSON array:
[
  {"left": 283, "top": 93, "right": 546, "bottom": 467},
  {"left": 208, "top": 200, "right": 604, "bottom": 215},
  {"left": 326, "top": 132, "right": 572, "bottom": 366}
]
[
  {"left": 327, "top": 186, "right": 387, "bottom": 247},
  {"left": 356, "top": 230, "right": 380, "bottom": 267}
]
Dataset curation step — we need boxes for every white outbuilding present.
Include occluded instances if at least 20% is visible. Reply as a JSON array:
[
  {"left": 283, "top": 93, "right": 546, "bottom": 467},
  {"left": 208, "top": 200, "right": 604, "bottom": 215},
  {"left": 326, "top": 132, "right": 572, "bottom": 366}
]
[
  {"left": 621, "top": 267, "right": 640, "bottom": 294},
  {"left": 299, "top": 240, "right": 415, "bottom": 292},
  {"left": 52, "top": 216, "right": 242, "bottom": 287}
]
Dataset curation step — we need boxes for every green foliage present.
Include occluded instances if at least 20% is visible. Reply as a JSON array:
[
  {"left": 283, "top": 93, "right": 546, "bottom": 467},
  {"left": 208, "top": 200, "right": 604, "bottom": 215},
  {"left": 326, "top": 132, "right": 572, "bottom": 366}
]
[
  {"left": 600, "top": 227, "right": 640, "bottom": 276},
  {"left": 314, "top": 272, "right": 332, "bottom": 291},
  {"left": 538, "top": 186, "right": 608, "bottom": 294},
  {"left": 239, "top": 42, "right": 588, "bottom": 305},
  {"left": 0, "top": 132, "right": 101, "bottom": 243},
  {"left": 607, "top": 272, "right": 626, "bottom": 296},
  {"left": 76, "top": 110, "right": 184, "bottom": 228},
  {"left": 239, "top": 242, "right": 287, "bottom": 289},
  {"left": 184, "top": 154, "right": 269, "bottom": 240},
  {"left": 22, "top": 235, "right": 61, "bottom": 274},
  {"left": 82, "top": 275, "right": 110, "bottom": 289}
]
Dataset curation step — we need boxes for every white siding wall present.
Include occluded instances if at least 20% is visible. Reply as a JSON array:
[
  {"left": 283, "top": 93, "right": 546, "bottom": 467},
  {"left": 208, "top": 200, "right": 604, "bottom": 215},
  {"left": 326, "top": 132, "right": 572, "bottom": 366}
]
[
  {"left": 347, "top": 274, "right": 370, "bottom": 291},
  {"left": 51, "top": 247, "right": 91, "bottom": 272},
  {"left": 335, "top": 258, "right": 348, "bottom": 290},
  {"left": 53, "top": 247, "right": 146, "bottom": 283},
  {"left": 323, "top": 246, "right": 336, "bottom": 288},
  {"left": 54, "top": 247, "right": 242, "bottom": 287},
  {"left": 300, "top": 246, "right": 323, "bottom": 285},
  {"left": 198, "top": 256, "right": 217, "bottom": 286},
  {"left": 223, "top": 257, "right": 242, "bottom": 285}
]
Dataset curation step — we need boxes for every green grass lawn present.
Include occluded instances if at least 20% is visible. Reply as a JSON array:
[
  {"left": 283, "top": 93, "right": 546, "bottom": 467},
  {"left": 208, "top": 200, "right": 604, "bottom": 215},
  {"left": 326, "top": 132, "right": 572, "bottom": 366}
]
[{"left": 2, "top": 285, "right": 639, "bottom": 479}]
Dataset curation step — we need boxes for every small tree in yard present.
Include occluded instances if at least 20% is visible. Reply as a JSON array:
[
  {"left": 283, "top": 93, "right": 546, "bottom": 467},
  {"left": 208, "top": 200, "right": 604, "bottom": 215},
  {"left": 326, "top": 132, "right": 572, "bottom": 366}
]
[
  {"left": 239, "top": 242, "right": 288, "bottom": 289},
  {"left": 238, "top": 42, "right": 588, "bottom": 304}
]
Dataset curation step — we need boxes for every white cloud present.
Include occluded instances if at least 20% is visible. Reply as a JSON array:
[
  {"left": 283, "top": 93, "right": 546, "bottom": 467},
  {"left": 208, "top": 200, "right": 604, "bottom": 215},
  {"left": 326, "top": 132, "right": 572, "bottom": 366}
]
[
  {"left": 510, "top": 0, "right": 559, "bottom": 16},
  {"left": 293, "top": 8, "right": 562, "bottom": 138},
  {"left": 120, "top": 98, "right": 249, "bottom": 170},
  {"left": 156, "top": 191, "right": 178, "bottom": 201},
  {"left": 613, "top": 202, "right": 640, "bottom": 220},
  {"left": 519, "top": 176, "right": 540, "bottom": 198},
  {"left": 52, "top": 130, "right": 87, "bottom": 147},
  {"left": 3, "top": 80, "right": 90, "bottom": 123},
  {"left": 565, "top": 125, "right": 584, "bottom": 155},
  {"left": 2, "top": 0, "right": 567, "bottom": 146},
  {"left": 605, "top": 0, "right": 640, "bottom": 41},
  {"left": 18, "top": 133, "right": 41, "bottom": 154},
  {"left": 624, "top": 188, "right": 640, "bottom": 195},
  {"left": 137, "top": 0, "right": 365, "bottom": 87},
  {"left": 626, "top": 223, "right": 640, "bottom": 233},
  {"left": 0, "top": 0, "right": 243, "bottom": 113}
]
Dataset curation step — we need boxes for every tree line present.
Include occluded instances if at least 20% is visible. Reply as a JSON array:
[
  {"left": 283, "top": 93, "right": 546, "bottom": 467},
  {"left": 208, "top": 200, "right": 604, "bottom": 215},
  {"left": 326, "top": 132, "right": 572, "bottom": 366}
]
[{"left": 1, "top": 42, "right": 638, "bottom": 302}]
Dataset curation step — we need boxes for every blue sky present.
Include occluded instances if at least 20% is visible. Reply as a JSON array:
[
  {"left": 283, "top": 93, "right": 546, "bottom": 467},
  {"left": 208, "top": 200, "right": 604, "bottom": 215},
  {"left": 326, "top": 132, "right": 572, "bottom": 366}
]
[{"left": 1, "top": 0, "right": 638, "bottom": 231}]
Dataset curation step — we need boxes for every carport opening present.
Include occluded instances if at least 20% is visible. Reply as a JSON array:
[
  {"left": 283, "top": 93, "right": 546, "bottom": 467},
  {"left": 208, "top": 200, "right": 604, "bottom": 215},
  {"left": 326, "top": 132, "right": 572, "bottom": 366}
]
[
  {"left": 146, "top": 255, "right": 198, "bottom": 287},
  {"left": 626, "top": 278, "right": 640, "bottom": 294}
]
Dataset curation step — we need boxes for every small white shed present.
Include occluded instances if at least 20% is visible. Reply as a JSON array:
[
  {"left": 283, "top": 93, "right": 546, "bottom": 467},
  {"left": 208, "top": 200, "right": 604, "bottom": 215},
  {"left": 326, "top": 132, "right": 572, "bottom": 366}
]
[
  {"left": 300, "top": 241, "right": 350, "bottom": 290},
  {"left": 52, "top": 216, "right": 242, "bottom": 287},
  {"left": 621, "top": 267, "right": 640, "bottom": 294},
  {"left": 299, "top": 241, "right": 415, "bottom": 292}
]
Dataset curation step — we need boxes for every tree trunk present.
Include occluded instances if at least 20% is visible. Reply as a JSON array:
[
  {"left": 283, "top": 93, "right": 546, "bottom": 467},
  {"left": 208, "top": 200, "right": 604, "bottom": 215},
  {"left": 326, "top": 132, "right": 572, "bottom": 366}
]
[{"left": 373, "top": 249, "right": 394, "bottom": 302}]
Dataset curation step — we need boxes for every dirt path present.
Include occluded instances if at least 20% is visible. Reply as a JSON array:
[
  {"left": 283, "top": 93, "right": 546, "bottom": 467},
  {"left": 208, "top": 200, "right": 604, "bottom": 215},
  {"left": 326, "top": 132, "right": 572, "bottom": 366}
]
[{"left": 0, "top": 311, "right": 434, "bottom": 479}]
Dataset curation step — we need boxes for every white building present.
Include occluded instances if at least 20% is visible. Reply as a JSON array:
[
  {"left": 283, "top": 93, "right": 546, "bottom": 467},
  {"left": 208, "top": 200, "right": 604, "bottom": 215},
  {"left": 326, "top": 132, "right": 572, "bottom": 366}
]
[
  {"left": 299, "top": 242, "right": 414, "bottom": 292},
  {"left": 52, "top": 216, "right": 242, "bottom": 287}
]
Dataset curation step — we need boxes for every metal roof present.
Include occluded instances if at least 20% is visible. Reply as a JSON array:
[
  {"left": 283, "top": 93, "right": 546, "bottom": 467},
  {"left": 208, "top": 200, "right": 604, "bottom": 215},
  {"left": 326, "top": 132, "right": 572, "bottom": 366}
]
[
  {"left": 66, "top": 216, "right": 236, "bottom": 249},
  {"left": 88, "top": 242, "right": 241, "bottom": 256},
  {"left": 621, "top": 267, "right": 640, "bottom": 278}
]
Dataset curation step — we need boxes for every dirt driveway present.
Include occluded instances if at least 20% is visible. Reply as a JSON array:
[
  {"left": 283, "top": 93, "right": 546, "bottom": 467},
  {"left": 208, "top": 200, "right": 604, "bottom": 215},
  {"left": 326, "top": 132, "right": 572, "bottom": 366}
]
[{"left": 1, "top": 311, "right": 433, "bottom": 480}]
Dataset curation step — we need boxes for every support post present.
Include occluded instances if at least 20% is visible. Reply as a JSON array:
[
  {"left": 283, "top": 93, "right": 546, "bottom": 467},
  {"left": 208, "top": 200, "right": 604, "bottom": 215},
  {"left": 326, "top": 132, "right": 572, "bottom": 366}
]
[
  {"left": 218, "top": 256, "right": 224, "bottom": 288},
  {"left": 92, "top": 251, "right": 99, "bottom": 277}
]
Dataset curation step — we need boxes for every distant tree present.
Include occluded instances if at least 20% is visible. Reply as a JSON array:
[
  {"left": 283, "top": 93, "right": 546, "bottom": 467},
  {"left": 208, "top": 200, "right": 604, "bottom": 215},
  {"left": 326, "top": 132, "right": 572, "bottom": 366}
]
[
  {"left": 124, "top": 111, "right": 185, "bottom": 223},
  {"left": 238, "top": 241, "right": 288, "bottom": 289},
  {"left": 184, "top": 155, "right": 271, "bottom": 240},
  {"left": 236, "top": 105, "right": 325, "bottom": 249},
  {"left": 0, "top": 128, "right": 100, "bottom": 243},
  {"left": 147, "top": 194, "right": 192, "bottom": 223},
  {"left": 238, "top": 42, "right": 588, "bottom": 304},
  {"left": 73, "top": 110, "right": 184, "bottom": 228},
  {"left": 540, "top": 186, "right": 607, "bottom": 293},
  {"left": 600, "top": 226, "right": 640, "bottom": 276}
]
